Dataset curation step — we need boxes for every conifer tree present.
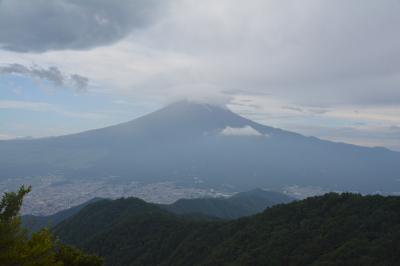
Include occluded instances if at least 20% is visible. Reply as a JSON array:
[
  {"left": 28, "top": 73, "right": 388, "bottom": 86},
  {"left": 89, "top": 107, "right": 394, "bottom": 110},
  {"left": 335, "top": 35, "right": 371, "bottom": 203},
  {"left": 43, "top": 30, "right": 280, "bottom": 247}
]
[{"left": 0, "top": 185, "right": 103, "bottom": 266}]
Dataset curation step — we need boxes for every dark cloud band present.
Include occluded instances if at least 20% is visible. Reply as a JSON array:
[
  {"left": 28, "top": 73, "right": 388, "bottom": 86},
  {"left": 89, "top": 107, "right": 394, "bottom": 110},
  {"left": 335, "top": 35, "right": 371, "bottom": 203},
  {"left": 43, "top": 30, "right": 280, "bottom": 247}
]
[
  {"left": 0, "top": 0, "right": 164, "bottom": 52},
  {"left": 0, "top": 64, "right": 89, "bottom": 92}
]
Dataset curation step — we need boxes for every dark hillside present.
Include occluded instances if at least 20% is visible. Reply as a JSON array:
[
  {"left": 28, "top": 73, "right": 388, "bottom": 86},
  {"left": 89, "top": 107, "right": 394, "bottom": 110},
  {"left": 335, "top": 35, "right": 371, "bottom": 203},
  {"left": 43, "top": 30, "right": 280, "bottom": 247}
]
[{"left": 55, "top": 193, "right": 400, "bottom": 265}]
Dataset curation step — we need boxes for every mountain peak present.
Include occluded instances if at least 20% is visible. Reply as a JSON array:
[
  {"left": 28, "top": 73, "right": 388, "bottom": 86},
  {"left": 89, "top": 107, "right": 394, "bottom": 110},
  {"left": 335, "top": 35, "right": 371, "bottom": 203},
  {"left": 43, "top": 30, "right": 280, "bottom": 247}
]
[
  {"left": 125, "top": 100, "right": 256, "bottom": 135},
  {"left": 157, "top": 100, "right": 230, "bottom": 115},
  {"left": 2, "top": 99, "right": 399, "bottom": 198},
  {"left": 63, "top": 99, "right": 271, "bottom": 143}
]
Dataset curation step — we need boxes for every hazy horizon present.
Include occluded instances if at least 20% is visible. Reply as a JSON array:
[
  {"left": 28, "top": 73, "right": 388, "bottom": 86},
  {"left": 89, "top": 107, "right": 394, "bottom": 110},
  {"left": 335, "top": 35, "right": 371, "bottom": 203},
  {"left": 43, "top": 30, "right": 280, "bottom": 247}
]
[{"left": 2, "top": 100, "right": 399, "bottom": 153}]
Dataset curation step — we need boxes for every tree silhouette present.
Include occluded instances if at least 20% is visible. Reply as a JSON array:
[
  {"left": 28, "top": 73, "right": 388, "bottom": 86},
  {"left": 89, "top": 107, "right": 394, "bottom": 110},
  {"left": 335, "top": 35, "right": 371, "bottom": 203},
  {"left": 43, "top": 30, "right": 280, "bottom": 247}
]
[{"left": 0, "top": 185, "right": 103, "bottom": 266}]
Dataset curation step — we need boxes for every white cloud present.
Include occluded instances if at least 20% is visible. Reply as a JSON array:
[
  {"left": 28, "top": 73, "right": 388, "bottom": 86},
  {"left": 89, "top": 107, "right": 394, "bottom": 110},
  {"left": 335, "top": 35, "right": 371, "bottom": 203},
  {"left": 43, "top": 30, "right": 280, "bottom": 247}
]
[
  {"left": 220, "top": 126, "right": 264, "bottom": 137},
  {"left": 0, "top": 133, "right": 15, "bottom": 140},
  {"left": 0, "top": 100, "right": 104, "bottom": 119},
  {"left": 0, "top": 100, "right": 54, "bottom": 112},
  {"left": 226, "top": 94, "right": 400, "bottom": 151}
]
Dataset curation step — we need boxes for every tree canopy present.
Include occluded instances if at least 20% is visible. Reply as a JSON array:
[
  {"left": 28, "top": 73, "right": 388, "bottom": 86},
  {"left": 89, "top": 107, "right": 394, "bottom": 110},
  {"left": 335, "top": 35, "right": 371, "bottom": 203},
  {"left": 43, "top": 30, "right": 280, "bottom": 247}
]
[
  {"left": 55, "top": 193, "right": 400, "bottom": 266},
  {"left": 0, "top": 185, "right": 103, "bottom": 266}
]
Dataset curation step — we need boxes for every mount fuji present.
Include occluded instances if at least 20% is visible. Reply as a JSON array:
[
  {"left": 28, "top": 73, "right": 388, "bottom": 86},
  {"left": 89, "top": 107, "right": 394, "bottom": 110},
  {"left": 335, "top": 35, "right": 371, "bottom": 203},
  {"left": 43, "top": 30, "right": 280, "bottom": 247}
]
[{"left": 1, "top": 101, "right": 400, "bottom": 194}]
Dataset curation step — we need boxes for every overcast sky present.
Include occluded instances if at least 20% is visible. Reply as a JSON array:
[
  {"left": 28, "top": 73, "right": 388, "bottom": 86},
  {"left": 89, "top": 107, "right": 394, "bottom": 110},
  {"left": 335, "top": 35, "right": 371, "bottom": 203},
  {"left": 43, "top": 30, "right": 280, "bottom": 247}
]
[{"left": 0, "top": 0, "right": 399, "bottom": 150}]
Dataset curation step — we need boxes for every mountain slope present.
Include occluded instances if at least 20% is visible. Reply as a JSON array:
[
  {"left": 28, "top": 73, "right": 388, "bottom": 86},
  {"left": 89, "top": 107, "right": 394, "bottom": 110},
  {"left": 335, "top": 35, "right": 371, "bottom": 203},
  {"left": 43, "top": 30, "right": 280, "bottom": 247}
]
[
  {"left": 54, "top": 193, "right": 400, "bottom": 266},
  {"left": 22, "top": 189, "right": 293, "bottom": 232},
  {"left": 1, "top": 101, "right": 400, "bottom": 193},
  {"left": 21, "top": 198, "right": 103, "bottom": 232},
  {"left": 54, "top": 197, "right": 170, "bottom": 245}
]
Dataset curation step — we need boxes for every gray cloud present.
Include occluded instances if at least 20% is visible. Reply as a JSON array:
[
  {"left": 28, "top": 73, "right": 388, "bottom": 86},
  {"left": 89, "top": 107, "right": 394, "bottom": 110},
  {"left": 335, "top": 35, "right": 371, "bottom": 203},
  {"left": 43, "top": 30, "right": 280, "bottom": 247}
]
[
  {"left": 70, "top": 74, "right": 89, "bottom": 92},
  {"left": 130, "top": 0, "right": 400, "bottom": 108},
  {"left": 282, "top": 106, "right": 304, "bottom": 113},
  {"left": 0, "top": 64, "right": 89, "bottom": 92},
  {"left": 282, "top": 106, "right": 330, "bottom": 115},
  {"left": 0, "top": 0, "right": 165, "bottom": 52}
]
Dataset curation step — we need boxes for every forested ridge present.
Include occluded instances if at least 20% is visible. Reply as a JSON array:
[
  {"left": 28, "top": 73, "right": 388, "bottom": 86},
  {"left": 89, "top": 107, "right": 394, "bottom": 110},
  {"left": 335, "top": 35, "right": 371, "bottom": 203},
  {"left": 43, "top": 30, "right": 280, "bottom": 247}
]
[
  {"left": 55, "top": 193, "right": 400, "bottom": 266},
  {"left": 162, "top": 188, "right": 292, "bottom": 219},
  {"left": 23, "top": 189, "right": 292, "bottom": 233}
]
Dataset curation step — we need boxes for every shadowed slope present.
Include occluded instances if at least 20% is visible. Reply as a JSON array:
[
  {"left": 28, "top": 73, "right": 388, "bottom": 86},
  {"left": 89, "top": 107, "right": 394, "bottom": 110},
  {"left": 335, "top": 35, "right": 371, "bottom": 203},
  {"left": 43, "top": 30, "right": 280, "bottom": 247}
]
[{"left": 54, "top": 193, "right": 400, "bottom": 266}]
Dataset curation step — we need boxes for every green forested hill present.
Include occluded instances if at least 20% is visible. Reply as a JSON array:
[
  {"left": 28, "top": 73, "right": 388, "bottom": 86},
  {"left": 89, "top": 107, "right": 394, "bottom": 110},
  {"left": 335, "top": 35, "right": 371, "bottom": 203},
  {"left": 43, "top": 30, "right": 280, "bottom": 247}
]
[
  {"left": 53, "top": 197, "right": 170, "bottom": 245},
  {"left": 55, "top": 193, "right": 400, "bottom": 266},
  {"left": 23, "top": 189, "right": 292, "bottom": 233},
  {"left": 162, "top": 188, "right": 293, "bottom": 219}
]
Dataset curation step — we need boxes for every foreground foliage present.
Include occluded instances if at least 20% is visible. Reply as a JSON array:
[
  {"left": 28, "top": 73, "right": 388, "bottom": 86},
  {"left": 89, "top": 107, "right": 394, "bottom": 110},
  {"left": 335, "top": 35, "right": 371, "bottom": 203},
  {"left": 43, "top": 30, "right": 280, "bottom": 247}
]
[
  {"left": 0, "top": 185, "right": 103, "bottom": 266},
  {"left": 55, "top": 193, "right": 400, "bottom": 265}
]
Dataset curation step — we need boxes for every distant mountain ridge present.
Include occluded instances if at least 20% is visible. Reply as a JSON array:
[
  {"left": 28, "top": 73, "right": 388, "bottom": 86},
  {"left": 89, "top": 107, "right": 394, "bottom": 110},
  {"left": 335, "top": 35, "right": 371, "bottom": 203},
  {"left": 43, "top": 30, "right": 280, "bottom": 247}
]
[
  {"left": 1, "top": 100, "right": 400, "bottom": 193},
  {"left": 22, "top": 198, "right": 103, "bottom": 232},
  {"left": 54, "top": 193, "right": 400, "bottom": 265},
  {"left": 22, "top": 189, "right": 293, "bottom": 232},
  {"left": 162, "top": 189, "right": 293, "bottom": 219}
]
